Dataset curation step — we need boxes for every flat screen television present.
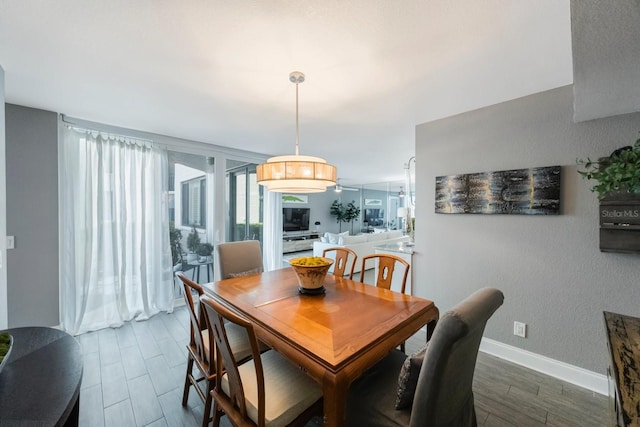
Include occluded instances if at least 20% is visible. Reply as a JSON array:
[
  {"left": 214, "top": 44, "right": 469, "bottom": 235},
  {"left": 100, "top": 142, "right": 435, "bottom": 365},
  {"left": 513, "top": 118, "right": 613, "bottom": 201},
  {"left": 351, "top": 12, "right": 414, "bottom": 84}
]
[
  {"left": 364, "top": 208, "right": 385, "bottom": 227},
  {"left": 283, "top": 208, "right": 310, "bottom": 232}
]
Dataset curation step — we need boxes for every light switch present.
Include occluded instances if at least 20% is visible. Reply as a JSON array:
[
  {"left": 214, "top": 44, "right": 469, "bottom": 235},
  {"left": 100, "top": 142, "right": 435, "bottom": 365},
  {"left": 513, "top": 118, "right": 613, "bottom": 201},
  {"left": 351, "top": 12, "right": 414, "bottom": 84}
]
[{"left": 6, "top": 236, "right": 14, "bottom": 249}]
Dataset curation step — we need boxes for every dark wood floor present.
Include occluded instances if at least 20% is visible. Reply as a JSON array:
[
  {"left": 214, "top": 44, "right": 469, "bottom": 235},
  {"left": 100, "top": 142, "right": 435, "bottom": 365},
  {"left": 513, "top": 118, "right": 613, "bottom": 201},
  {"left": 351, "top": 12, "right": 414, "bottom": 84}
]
[{"left": 77, "top": 304, "right": 608, "bottom": 426}]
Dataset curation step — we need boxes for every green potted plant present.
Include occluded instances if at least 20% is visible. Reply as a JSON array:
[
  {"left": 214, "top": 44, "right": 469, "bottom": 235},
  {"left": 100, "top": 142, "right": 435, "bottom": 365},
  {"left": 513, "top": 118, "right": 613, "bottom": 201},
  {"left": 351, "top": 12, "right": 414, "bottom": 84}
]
[
  {"left": 186, "top": 227, "right": 201, "bottom": 262},
  {"left": 0, "top": 332, "right": 12, "bottom": 374},
  {"left": 344, "top": 201, "right": 361, "bottom": 235},
  {"left": 169, "top": 222, "right": 183, "bottom": 266},
  {"left": 577, "top": 137, "right": 640, "bottom": 253},
  {"left": 330, "top": 200, "right": 361, "bottom": 233},
  {"left": 196, "top": 242, "right": 214, "bottom": 262},
  {"left": 577, "top": 138, "right": 640, "bottom": 200}
]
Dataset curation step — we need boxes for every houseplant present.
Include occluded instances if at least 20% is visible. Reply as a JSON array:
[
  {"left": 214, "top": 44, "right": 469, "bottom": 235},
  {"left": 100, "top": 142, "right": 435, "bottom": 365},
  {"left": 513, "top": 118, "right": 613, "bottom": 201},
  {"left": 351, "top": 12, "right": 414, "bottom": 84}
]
[
  {"left": 577, "top": 138, "right": 640, "bottom": 199},
  {"left": 0, "top": 332, "right": 12, "bottom": 374},
  {"left": 330, "top": 200, "right": 361, "bottom": 233},
  {"left": 196, "top": 242, "right": 214, "bottom": 262},
  {"left": 577, "top": 137, "right": 640, "bottom": 253},
  {"left": 186, "top": 227, "right": 201, "bottom": 261},
  {"left": 169, "top": 222, "right": 183, "bottom": 266}
]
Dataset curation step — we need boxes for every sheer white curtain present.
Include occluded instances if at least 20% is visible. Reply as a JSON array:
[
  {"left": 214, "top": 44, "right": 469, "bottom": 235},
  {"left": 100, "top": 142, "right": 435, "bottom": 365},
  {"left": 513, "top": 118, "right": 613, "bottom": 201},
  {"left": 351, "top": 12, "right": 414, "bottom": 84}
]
[
  {"left": 60, "top": 127, "right": 173, "bottom": 335},
  {"left": 262, "top": 189, "right": 282, "bottom": 271}
]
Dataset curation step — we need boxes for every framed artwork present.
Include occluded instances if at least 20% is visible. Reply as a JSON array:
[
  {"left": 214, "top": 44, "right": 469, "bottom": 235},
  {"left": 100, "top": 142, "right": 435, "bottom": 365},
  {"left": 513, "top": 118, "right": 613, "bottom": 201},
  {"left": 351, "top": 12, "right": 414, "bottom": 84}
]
[
  {"left": 435, "top": 166, "right": 561, "bottom": 215},
  {"left": 365, "top": 199, "right": 382, "bottom": 206},
  {"left": 282, "top": 195, "right": 308, "bottom": 204}
]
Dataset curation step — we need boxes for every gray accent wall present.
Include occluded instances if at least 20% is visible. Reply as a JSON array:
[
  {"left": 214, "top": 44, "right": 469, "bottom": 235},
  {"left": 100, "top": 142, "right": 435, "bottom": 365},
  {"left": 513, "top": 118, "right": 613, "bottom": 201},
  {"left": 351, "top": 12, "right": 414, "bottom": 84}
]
[
  {"left": 5, "top": 104, "right": 59, "bottom": 327},
  {"left": 414, "top": 85, "right": 640, "bottom": 373},
  {"left": 571, "top": 0, "right": 640, "bottom": 122},
  {"left": 0, "top": 66, "right": 6, "bottom": 328}
]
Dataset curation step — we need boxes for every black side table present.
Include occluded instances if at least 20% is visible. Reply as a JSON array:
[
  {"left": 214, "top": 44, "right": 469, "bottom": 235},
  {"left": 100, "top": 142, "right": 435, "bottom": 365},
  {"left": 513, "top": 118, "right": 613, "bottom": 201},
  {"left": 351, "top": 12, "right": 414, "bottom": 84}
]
[
  {"left": 0, "top": 327, "right": 83, "bottom": 426},
  {"left": 188, "top": 259, "right": 214, "bottom": 283}
]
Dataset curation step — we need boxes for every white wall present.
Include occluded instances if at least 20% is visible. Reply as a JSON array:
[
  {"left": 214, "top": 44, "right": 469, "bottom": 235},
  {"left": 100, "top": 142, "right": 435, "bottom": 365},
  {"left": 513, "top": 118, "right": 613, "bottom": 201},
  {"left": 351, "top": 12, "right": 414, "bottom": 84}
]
[{"left": 414, "top": 85, "right": 640, "bottom": 373}]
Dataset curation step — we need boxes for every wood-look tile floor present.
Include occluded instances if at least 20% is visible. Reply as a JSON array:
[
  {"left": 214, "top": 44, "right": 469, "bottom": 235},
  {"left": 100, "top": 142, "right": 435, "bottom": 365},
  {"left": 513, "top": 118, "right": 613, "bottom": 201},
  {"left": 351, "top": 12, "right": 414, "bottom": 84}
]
[{"left": 77, "top": 304, "right": 608, "bottom": 427}]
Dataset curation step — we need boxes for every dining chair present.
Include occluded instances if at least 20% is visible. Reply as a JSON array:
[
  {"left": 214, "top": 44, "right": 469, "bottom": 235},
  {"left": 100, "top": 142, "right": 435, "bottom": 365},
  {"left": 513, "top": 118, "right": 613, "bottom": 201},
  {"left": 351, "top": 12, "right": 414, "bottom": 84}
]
[
  {"left": 217, "top": 240, "right": 264, "bottom": 279},
  {"left": 200, "top": 294, "right": 324, "bottom": 427},
  {"left": 175, "top": 272, "right": 253, "bottom": 427},
  {"left": 358, "top": 253, "right": 410, "bottom": 293},
  {"left": 346, "top": 287, "right": 504, "bottom": 427},
  {"left": 322, "top": 246, "right": 357, "bottom": 279},
  {"left": 359, "top": 253, "right": 411, "bottom": 352}
]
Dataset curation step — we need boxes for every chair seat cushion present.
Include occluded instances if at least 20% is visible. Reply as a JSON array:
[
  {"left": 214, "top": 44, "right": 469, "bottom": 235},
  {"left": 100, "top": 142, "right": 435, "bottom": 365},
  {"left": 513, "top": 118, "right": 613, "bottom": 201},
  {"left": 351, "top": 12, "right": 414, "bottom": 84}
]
[
  {"left": 346, "top": 349, "right": 411, "bottom": 426},
  {"left": 222, "top": 350, "right": 322, "bottom": 427},
  {"left": 198, "top": 323, "right": 253, "bottom": 363}
]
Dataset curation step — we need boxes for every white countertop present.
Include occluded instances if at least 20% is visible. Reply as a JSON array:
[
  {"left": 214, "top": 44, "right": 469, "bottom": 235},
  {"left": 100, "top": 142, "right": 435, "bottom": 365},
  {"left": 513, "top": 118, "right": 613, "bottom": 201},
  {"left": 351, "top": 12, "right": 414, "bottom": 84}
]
[{"left": 374, "top": 242, "right": 415, "bottom": 255}]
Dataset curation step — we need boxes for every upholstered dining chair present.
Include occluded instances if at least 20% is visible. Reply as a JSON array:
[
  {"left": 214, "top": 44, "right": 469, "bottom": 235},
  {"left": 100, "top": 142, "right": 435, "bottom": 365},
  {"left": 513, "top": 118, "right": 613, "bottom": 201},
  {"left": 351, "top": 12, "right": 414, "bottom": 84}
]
[
  {"left": 346, "top": 287, "right": 504, "bottom": 427},
  {"left": 176, "top": 272, "right": 253, "bottom": 427},
  {"left": 322, "top": 246, "right": 357, "bottom": 279},
  {"left": 200, "top": 294, "right": 323, "bottom": 427},
  {"left": 217, "top": 240, "right": 264, "bottom": 279},
  {"left": 359, "top": 253, "right": 410, "bottom": 293}
]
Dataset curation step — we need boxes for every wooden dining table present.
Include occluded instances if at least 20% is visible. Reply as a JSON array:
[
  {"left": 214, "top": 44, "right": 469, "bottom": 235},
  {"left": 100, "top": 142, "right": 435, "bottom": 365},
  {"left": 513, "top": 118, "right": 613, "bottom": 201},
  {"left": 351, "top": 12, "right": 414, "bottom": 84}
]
[{"left": 202, "top": 267, "right": 439, "bottom": 426}]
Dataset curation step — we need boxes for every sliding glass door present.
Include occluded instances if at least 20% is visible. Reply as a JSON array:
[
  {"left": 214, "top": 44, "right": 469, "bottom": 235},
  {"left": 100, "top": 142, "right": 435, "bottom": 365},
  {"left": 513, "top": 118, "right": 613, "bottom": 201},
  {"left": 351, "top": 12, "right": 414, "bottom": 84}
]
[
  {"left": 168, "top": 152, "right": 215, "bottom": 290},
  {"left": 226, "top": 161, "right": 264, "bottom": 245}
]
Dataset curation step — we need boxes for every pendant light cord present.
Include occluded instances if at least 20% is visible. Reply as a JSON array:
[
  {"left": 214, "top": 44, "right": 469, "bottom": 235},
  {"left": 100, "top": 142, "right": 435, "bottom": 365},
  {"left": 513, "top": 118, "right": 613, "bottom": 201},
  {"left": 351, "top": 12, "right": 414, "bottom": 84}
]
[{"left": 295, "top": 79, "right": 300, "bottom": 156}]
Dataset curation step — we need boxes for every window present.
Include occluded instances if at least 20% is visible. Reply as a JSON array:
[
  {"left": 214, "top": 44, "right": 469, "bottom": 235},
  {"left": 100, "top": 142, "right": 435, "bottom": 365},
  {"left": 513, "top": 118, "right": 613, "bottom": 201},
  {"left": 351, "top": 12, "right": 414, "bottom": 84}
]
[
  {"left": 226, "top": 161, "right": 264, "bottom": 243},
  {"left": 182, "top": 177, "right": 206, "bottom": 227}
]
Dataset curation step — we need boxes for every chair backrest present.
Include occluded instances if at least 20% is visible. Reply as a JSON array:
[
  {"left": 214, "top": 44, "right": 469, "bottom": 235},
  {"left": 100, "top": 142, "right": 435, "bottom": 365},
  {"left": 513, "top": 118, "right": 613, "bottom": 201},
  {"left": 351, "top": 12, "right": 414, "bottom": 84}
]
[
  {"left": 176, "top": 272, "right": 211, "bottom": 363},
  {"left": 322, "top": 246, "right": 357, "bottom": 279},
  {"left": 200, "top": 294, "right": 265, "bottom": 425},
  {"left": 217, "top": 240, "right": 264, "bottom": 279},
  {"left": 409, "top": 287, "right": 504, "bottom": 427},
  {"left": 359, "top": 253, "right": 410, "bottom": 293}
]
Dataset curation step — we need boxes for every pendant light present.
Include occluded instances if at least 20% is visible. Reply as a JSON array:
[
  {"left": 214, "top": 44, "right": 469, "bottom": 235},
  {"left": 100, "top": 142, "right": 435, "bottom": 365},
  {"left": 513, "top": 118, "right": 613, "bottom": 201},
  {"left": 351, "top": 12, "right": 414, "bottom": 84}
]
[{"left": 256, "top": 71, "right": 337, "bottom": 193}]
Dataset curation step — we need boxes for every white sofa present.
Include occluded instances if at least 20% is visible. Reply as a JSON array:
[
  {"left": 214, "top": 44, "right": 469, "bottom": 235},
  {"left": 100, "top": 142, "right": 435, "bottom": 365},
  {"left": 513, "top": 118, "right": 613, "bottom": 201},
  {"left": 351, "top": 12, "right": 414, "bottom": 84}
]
[{"left": 312, "top": 230, "right": 410, "bottom": 274}]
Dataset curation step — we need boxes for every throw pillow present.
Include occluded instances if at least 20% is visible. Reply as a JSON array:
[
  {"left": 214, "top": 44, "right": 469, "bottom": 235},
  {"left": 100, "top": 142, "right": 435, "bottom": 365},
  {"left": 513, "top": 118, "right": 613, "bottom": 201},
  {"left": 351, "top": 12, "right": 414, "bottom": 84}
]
[
  {"left": 326, "top": 232, "right": 340, "bottom": 244},
  {"left": 367, "top": 232, "right": 387, "bottom": 242},
  {"left": 326, "top": 231, "right": 349, "bottom": 244},
  {"left": 341, "top": 235, "right": 367, "bottom": 245},
  {"left": 228, "top": 267, "right": 261, "bottom": 278},
  {"left": 320, "top": 236, "right": 328, "bottom": 243},
  {"left": 395, "top": 343, "right": 429, "bottom": 410}
]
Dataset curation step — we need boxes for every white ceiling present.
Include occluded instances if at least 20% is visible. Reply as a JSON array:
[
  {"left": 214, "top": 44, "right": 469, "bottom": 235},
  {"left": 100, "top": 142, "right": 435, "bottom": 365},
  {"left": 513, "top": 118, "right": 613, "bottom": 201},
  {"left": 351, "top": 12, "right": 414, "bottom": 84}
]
[{"left": 0, "top": 0, "right": 573, "bottom": 186}]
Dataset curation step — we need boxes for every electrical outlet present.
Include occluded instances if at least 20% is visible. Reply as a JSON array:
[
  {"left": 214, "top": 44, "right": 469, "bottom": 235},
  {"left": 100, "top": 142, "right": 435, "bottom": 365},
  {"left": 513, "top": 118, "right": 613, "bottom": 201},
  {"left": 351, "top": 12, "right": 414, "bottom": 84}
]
[
  {"left": 6, "top": 236, "right": 14, "bottom": 249},
  {"left": 514, "top": 321, "right": 527, "bottom": 338}
]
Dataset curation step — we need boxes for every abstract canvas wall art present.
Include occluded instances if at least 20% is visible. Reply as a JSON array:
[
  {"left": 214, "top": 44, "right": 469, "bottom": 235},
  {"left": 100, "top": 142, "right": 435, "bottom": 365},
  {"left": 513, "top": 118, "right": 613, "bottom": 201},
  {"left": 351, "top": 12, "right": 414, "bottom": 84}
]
[{"left": 435, "top": 166, "right": 561, "bottom": 214}]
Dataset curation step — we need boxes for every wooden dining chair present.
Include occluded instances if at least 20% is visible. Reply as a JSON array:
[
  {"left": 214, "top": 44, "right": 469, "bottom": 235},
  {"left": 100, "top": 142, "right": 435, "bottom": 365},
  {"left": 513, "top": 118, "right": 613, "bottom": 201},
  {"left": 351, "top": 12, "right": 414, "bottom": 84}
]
[
  {"left": 358, "top": 253, "right": 410, "bottom": 352},
  {"left": 322, "top": 246, "right": 357, "bottom": 279},
  {"left": 176, "top": 272, "right": 253, "bottom": 427},
  {"left": 358, "top": 253, "right": 410, "bottom": 294},
  {"left": 217, "top": 240, "right": 264, "bottom": 279},
  {"left": 200, "top": 294, "right": 323, "bottom": 427}
]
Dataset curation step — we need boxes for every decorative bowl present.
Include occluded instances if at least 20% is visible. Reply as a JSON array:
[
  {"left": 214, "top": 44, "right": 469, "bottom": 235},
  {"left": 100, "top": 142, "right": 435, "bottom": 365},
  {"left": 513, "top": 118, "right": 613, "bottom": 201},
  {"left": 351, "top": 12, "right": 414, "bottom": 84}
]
[
  {"left": 0, "top": 332, "right": 13, "bottom": 375},
  {"left": 288, "top": 257, "right": 334, "bottom": 293}
]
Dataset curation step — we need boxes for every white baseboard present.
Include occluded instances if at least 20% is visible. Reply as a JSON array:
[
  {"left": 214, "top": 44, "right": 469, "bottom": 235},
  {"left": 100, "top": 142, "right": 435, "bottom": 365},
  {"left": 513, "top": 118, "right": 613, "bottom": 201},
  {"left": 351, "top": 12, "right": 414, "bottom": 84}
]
[{"left": 480, "top": 338, "right": 608, "bottom": 396}]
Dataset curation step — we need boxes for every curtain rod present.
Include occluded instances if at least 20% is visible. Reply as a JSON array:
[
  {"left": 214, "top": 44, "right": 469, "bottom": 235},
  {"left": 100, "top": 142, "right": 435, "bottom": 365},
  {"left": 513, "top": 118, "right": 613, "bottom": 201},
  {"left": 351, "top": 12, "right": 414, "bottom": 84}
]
[{"left": 60, "top": 114, "right": 269, "bottom": 163}]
